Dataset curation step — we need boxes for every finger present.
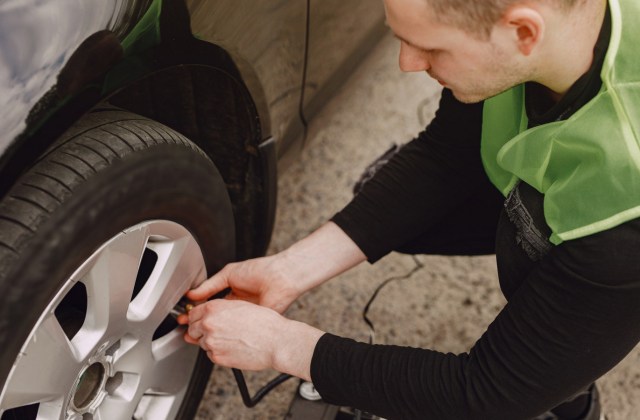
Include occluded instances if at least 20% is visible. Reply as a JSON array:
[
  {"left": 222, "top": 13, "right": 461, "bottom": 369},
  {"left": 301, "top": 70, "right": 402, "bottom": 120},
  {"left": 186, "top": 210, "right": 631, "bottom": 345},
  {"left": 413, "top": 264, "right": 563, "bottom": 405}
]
[
  {"left": 186, "top": 265, "right": 233, "bottom": 301},
  {"left": 183, "top": 331, "right": 199, "bottom": 345},
  {"left": 175, "top": 313, "right": 189, "bottom": 325},
  {"left": 186, "top": 319, "right": 205, "bottom": 342}
]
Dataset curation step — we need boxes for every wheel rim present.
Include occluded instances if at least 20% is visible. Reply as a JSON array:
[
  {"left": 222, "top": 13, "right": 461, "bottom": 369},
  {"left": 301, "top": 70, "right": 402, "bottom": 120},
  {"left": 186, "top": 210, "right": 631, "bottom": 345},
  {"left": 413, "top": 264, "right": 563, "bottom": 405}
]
[{"left": 0, "top": 220, "right": 208, "bottom": 420}]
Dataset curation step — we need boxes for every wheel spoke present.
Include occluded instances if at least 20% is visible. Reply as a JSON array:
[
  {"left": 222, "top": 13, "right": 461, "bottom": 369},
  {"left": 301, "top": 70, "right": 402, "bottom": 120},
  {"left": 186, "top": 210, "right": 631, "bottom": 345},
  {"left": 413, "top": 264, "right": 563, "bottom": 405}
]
[
  {"left": 129, "top": 233, "right": 206, "bottom": 332},
  {"left": 37, "top": 398, "right": 69, "bottom": 419},
  {"left": 1, "top": 315, "right": 79, "bottom": 409},
  {"left": 110, "top": 335, "right": 152, "bottom": 375},
  {"left": 131, "top": 394, "right": 181, "bottom": 420},
  {"left": 78, "top": 225, "right": 150, "bottom": 350},
  {"left": 92, "top": 394, "right": 138, "bottom": 420},
  {"left": 110, "top": 332, "right": 197, "bottom": 409},
  {"left": 146, "top": 330, "right": 200, "bottom": 394}
]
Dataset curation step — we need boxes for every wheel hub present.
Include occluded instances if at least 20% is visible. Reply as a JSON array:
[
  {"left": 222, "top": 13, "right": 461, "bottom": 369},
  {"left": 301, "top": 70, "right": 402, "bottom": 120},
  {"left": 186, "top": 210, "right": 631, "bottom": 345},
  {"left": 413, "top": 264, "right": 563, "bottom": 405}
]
[{"left": 67, "top": 348, "right": 113, "bottom": 417}]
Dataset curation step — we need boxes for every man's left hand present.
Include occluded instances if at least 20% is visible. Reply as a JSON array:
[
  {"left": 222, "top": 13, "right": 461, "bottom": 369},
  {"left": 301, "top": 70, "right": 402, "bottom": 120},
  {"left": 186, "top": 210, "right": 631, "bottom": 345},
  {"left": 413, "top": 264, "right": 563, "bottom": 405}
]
[{"left": 178, "top": 299, "right": 324, "bottom": 380}]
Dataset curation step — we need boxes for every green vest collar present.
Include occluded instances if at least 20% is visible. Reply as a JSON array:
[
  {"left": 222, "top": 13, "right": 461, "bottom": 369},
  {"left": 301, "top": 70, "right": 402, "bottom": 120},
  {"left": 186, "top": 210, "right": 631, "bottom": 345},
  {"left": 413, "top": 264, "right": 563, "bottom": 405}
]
[{"left": 481, "top": 0, "right": 640, "bottom": 244}]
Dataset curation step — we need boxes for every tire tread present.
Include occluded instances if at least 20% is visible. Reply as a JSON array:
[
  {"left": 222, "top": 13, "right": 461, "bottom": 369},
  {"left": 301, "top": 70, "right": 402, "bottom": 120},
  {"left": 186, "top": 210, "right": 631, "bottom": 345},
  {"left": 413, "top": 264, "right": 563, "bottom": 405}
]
[
  {"left": 119, "top": 124, "right": 150, "bottom": 147},
  {"left": 124, "top": 121, "right": 159, "bottom": 145},
  {"left": 0, "top": 110, "right": 212, "bottom": 261},
  {"left": 0, "top": 240, "right": 18, "bottom": 255},
  {"left": 85, "top": 135, "right": 120, "bottom": 158},
  {"left": 49, "top": 159, "right": 88, "bottom": 181},
  {"left": 75, "top": 142, "right": 110, "bottom": 164},
  {"left": 137, "top": 122, "right": 168, "bottom": 145},
  {"left": 9, "top": 194, "right": 51, "bottom": 213},
  {"left": 99, "top": 127, "right": 136, "bottom": 152},
  {"left": 60, "top": 150, "right": 98, "bottom": 174},
  {"left": 37, "top": 117, "right": 148, "bottom": 162},
  {"left": 21, "top": 182, "right": 63, "bottom": 204},
  {"left": 0, "top": 214, "right": 36, "bottom": 233},
  {"left": 32, "top": 171, "right": 73, "bottom": 192}
]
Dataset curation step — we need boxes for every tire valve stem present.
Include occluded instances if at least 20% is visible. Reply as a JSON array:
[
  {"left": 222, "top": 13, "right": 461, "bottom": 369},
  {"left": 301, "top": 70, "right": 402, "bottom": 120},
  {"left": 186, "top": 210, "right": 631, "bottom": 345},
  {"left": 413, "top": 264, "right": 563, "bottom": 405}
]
[{"left": 170, "top": 298, "right": 195, "bottom": 319}]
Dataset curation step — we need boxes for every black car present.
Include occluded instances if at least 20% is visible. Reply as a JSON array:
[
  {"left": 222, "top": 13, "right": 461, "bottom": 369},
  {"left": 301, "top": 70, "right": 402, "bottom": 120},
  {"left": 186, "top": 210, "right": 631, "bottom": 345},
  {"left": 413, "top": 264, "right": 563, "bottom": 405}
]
[{"left": 0, "top": 1, "right": 385, "bottom": 418}]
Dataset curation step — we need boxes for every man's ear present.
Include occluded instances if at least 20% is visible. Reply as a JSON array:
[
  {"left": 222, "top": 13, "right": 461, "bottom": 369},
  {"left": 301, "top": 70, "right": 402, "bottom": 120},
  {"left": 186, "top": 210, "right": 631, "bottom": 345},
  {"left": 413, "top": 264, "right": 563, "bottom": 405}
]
[{"left": 501, "top": 6, "right": 545, "bottom": 56}]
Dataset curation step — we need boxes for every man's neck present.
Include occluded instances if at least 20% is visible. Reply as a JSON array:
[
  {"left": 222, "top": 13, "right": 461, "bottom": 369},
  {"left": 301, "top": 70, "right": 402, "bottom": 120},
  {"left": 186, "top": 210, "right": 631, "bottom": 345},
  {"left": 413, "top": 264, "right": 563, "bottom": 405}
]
[{"left": 537, "top": 0, "right": 608, "bottom": 102}]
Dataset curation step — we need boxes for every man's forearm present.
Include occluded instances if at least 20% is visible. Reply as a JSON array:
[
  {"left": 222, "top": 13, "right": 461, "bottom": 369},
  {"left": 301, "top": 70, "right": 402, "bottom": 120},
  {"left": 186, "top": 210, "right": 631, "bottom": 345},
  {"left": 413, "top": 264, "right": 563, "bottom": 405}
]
[{"left": 278, "top": 222, "right": 367, "bottom": 296}]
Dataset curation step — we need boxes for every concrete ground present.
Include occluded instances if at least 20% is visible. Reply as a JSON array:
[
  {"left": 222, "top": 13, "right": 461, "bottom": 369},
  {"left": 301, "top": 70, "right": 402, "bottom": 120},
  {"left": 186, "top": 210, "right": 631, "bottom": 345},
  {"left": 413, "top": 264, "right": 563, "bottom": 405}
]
[{"left": 195, "top": 32, "right": 640, "bottom": 420}]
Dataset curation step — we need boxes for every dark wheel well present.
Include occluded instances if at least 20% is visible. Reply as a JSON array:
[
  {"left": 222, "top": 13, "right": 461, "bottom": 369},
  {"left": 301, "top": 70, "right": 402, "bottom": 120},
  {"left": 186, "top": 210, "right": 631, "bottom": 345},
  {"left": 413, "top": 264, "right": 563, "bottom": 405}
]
[{"left": 106, "top": 64, "right": 273, "bottom": 260}]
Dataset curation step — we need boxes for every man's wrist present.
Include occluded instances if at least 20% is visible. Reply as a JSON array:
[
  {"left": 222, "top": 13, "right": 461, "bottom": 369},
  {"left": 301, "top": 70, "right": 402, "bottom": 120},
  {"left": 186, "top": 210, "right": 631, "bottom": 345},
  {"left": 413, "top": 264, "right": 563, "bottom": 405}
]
[
  {"left": 275, "top": 247, "right": 315, "bottom": 296},
  {"left": 271, "top": 319, "right": 324, "bottom": 381}
]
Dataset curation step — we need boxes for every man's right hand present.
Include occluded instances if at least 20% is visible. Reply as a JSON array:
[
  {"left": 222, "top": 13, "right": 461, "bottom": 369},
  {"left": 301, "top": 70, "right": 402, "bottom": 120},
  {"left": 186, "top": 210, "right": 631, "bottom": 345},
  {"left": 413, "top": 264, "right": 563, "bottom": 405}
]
[
  {"left": 186, "top": 222, "right": 368, "bottom": 314},
  {"left": 185, "top": 254, "right": 302, "bottom": 314}
]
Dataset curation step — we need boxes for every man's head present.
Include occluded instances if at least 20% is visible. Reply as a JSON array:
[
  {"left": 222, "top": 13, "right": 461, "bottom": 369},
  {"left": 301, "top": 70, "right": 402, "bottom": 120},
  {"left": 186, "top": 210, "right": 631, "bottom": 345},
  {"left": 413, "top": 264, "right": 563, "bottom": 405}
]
[
  {"left": 426, "top": 0, "right": 580, "bottom": 40},
  {"left": 384, "top": 0, "right": 603, "bottom": 103}
]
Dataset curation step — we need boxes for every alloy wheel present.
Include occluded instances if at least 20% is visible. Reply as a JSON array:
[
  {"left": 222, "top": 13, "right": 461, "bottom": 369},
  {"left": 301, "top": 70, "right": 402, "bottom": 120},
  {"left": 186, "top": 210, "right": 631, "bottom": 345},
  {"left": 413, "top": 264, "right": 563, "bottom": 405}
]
[{"left": 0, "top": 220, "right": 207, "bottom": 420}]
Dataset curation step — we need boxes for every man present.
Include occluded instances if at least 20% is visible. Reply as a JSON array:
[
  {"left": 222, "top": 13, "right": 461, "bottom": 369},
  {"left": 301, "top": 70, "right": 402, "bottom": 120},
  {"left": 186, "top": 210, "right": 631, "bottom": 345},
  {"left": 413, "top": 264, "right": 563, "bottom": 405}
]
[{"left": 178, "top": 0, "right": 640, "bottom": 418}]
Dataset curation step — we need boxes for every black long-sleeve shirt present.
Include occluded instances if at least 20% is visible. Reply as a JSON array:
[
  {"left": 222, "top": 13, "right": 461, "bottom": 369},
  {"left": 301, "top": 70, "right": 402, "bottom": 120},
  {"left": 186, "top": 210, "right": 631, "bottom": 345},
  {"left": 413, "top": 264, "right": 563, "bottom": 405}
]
[{"left": 310, "top": 7, "right": 640, "bottom": 420}]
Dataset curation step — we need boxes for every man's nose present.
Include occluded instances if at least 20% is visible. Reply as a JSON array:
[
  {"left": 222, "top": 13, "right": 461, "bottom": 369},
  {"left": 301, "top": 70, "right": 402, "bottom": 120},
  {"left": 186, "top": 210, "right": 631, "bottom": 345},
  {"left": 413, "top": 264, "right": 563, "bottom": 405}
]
[{"left": 398, "top": 41, "right": 430, "bottom": 72}]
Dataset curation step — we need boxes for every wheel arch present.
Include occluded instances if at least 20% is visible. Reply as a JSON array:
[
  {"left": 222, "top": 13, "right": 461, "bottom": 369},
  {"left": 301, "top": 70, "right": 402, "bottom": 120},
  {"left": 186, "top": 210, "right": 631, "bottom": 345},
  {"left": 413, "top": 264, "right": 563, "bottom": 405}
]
[
  {"left": 0, "top": 0, "right": 277, "bottom": 260},
  {"left": 106, "top": 62, "right": 276, "bottom": 261}
]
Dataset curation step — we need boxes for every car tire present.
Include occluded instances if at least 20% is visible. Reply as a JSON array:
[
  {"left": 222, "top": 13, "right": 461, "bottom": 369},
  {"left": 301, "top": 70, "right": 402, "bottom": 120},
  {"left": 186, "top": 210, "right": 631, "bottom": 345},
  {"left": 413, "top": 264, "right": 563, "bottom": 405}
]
[{"left": 0, "top": 110, "right": 236, "bottom": 419}]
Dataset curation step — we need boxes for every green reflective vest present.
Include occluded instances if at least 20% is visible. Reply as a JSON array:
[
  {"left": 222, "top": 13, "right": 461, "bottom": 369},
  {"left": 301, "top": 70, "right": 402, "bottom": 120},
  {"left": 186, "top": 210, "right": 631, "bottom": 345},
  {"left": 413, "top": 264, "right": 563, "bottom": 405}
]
[{"left": 481, "top": 0, "right": 640, "bottom": 245}]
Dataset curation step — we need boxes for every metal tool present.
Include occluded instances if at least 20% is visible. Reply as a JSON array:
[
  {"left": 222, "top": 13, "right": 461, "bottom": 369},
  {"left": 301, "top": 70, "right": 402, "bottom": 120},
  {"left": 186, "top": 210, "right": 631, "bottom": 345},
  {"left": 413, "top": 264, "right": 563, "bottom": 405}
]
[{"left": 170, "top": 297, "right": 195, "bottom": 319}]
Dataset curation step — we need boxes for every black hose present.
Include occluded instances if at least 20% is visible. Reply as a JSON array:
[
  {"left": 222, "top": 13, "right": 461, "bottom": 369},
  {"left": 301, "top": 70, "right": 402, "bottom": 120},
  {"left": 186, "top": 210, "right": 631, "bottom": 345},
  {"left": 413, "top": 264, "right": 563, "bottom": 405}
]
[{"left": 232, "top": 368, "right": 293, "bottom": 408}]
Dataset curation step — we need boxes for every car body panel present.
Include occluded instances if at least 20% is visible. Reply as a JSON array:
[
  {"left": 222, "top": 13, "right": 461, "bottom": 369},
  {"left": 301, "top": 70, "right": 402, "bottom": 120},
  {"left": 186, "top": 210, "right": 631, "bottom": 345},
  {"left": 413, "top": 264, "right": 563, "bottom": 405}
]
[
  {"left": 0, "top": 0, "right": 149, "bottom": 153},
  {"left": 185, "top": 0, "right": 307, "bottom": 163},
  {"left": 304, "top": 0, "right": 386, "bottom": 120},
  {"left": 0, "top": 0, "right": 386, "bottom": 172}
]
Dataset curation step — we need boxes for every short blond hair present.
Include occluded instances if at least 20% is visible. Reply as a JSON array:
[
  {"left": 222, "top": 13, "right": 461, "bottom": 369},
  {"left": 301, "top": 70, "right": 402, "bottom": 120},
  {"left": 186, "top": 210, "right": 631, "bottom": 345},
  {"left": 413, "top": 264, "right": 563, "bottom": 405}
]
[{"left": 428, "top": 0, "right": 581, "bottom": 38}]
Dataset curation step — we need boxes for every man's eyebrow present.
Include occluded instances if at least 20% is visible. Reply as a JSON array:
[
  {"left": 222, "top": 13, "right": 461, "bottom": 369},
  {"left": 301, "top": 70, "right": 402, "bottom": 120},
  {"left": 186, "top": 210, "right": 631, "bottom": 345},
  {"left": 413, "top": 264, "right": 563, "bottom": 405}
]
[{"left": 392, "top": 33, "right": 429, "bottom": 50}]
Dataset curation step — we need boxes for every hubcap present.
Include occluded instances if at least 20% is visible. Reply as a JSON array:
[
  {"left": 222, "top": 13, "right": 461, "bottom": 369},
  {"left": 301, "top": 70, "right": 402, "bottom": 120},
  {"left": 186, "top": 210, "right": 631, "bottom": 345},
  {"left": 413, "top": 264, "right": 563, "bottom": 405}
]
[
  {"left": 0, "top": 220, "right": 208, "bottom": 419},
  {"left": 71, "top": 362, "right": 107, "bottom": 413}
]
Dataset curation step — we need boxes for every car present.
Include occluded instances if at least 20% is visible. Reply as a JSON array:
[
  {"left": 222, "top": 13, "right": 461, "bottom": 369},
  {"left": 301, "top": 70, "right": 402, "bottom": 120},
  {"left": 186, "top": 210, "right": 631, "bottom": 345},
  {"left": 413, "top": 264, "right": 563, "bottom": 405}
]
[{"left": 0, "top": 0, "right": 386, "bottom": 419}]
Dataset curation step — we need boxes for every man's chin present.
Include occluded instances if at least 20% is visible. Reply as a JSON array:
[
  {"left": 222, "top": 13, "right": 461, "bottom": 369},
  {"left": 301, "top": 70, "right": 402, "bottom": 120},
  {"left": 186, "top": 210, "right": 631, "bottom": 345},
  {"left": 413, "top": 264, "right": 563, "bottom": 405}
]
[
  {"left": 449, "top": 89, "right": 488, "bottom": 104},
  {"left": 450, "top": 83, "right": 522, "bottom": 104}
]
